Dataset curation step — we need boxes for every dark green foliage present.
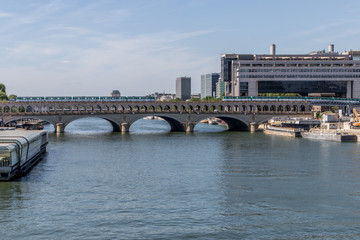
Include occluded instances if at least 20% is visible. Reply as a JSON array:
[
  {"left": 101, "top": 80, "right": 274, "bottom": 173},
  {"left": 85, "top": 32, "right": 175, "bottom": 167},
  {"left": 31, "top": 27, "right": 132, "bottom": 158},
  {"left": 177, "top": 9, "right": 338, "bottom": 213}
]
[{"left": 8, "top": 94, "right": 17, "bottom": 100}]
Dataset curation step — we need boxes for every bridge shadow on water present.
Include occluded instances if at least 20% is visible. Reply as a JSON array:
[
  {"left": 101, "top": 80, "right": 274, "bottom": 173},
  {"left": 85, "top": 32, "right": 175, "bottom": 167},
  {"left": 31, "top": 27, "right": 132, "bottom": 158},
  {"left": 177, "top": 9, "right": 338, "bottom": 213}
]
[{"left": 43, "top": 117, "right": 228, "bottom": 134}]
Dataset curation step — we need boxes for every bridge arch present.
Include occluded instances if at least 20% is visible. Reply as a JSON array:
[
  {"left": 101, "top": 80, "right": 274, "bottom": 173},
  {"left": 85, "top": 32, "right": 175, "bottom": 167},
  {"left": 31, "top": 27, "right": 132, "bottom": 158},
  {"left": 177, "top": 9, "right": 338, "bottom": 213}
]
[
  {"left": 4, "top": 116, "right": 57, "bottom": 130},
  {"left": 141, "top": 105, "right": 148, "bottom": 111},
  {"left": 195, "top": 116, "right": 249, "bottom": 131},
  {"left": 95, "top": 105, "right": 101, "bottom": 111},
  {"left": 300, "top": 105, "right": 306, "bottom": 112},
  {"left": 62, "top": 116, "right": 121, "bottom": 132},
  {"left": 156, "top": 105, "right": 162, "bottom": 112},
  {"left": 129, "top": 115, "right": 185, "bottom": 132}
]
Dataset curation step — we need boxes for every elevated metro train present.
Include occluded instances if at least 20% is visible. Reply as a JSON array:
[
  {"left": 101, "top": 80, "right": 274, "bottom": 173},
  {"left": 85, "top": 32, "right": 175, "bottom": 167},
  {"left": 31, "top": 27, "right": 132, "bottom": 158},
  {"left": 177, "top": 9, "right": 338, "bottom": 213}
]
[
  {"left": 15, "top": 96, "right": 156, "bottom": 102},
  {"left": 223, "top": 96, "right": 360, "bottom": 103}
]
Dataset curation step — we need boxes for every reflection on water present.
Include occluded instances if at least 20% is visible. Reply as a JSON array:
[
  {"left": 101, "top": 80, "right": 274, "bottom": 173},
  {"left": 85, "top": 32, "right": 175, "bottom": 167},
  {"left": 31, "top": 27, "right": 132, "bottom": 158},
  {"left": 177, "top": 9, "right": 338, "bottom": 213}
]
[
  {"left": 46, "top": 117, "right": 228, "bottom": 134},
  {"left": 1, "top": 118, "right": 360, "bottom": 239}
]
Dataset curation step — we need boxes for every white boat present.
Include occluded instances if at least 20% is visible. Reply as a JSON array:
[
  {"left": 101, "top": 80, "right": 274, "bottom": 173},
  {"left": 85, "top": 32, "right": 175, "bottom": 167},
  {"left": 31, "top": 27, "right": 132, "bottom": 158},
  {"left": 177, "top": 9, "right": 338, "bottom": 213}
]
[{"left": 0, "top": 130, "right": 48, "bottom": 180}]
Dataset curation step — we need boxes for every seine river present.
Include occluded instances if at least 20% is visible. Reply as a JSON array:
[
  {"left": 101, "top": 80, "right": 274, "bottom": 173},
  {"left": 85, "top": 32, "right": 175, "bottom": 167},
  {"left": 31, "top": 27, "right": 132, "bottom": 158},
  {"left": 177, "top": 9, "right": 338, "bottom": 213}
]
[{"left": 1, "top": 118, "right": 360, "bottom": 239}]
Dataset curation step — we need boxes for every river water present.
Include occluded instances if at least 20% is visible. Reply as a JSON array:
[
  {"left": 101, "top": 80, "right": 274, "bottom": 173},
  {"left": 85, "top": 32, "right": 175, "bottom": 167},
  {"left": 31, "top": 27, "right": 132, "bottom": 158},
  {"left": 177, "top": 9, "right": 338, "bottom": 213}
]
[{"left": 1, "top": 118, "right": 360, "bottom": 239}]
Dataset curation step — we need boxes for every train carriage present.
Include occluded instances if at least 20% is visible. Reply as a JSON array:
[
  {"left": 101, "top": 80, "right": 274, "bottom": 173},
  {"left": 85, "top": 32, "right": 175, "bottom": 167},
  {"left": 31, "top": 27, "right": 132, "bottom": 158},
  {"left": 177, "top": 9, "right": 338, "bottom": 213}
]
[
  {"left": 100, "top": 96, "right": 120, "bottom": 101},
  {"left": 72, "top": 96, "right": 100, "bottom": 101},
  {"left": 16, "top": 96, "right": 45, "bottom": 102},
  {"left": 45, "top": 96, "right": 72, "bottom": 101}
]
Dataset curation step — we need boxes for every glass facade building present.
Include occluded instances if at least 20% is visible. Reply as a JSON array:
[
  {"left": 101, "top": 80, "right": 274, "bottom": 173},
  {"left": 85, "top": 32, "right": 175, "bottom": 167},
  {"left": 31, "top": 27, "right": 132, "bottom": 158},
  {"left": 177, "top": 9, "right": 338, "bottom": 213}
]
[
  {"left": 216, "top": 78, "right": 225, "bottom": 98},
  {"left": 201, "top": 73, "right": 220, "bottom": 98}
]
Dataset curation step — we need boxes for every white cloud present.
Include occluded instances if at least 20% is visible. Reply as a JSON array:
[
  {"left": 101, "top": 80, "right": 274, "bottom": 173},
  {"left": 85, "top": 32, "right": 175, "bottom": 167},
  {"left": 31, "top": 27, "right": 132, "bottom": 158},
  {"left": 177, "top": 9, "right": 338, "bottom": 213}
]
[
  {"left": 0, "top": 11, "right": 12, "bottom": 18},
  {"left": 0, "top": 29, "right": 218, "bottom": 96}
]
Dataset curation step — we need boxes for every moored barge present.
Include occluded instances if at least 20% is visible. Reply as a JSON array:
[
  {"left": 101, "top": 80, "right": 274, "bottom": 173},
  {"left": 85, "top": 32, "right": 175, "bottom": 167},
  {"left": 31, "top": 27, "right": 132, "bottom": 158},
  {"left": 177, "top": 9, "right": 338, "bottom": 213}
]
[
  {"left": 263, "top": 125, "right": 302, "bottom": 137},
  {"left": 0, "top": 130, "right": 48, "bottom": 180},
  {"left": 301, "top": 130, "right": 357, "bottom": 142}
]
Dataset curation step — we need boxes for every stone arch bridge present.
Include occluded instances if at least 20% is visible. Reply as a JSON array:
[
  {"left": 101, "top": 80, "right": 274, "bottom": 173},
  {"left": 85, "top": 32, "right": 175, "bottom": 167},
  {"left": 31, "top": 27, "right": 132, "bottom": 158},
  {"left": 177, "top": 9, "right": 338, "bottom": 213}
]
[{"left": 0, "top": 100, "right": 312, "bottom": 133}]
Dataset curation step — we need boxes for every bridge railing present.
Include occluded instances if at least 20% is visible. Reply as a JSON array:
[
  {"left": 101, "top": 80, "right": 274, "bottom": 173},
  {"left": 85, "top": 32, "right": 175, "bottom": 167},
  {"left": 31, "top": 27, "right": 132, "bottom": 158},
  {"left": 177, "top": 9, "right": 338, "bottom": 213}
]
[{"left": 0, "top": 109, "right": 313, "bottom": 116}]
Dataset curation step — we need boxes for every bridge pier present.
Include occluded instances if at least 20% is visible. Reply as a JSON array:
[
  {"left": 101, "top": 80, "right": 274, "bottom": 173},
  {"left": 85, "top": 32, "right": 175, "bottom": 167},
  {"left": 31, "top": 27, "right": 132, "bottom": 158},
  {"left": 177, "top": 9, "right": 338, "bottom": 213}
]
[
  {"left": 121, "top": 122, "right": 130, "bottom": 132},
  {"left": 55, "top": 122, "right": 65, "bottom": 133},
  {"left": 185, "top": 123, "right": 195, "bottom": 133},
  {"left": 250, "top": 122, "right": 259, "bottom": 132}
]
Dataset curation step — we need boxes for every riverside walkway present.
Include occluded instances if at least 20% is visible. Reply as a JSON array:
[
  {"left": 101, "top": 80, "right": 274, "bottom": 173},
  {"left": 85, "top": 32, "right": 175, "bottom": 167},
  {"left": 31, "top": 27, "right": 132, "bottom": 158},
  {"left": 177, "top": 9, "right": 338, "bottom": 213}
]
[{"left": 0, "top": 100, "right": 312, "bottom": 133}]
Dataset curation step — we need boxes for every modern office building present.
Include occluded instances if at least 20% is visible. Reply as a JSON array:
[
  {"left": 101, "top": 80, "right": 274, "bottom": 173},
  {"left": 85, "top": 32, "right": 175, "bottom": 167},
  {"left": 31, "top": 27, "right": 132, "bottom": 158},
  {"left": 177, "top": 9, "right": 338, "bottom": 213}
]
[
  {"left": 222, "top": 44, "right": 360, "bottom": 98},
  {"left": 176, "top": 77, "right": 191, "bottom": 100},
  {"left": 201, "top": 73, "right": 220, "bottom": 98},
  {"left": 216, "top": 78, "right": 225, "bottom": 98}
]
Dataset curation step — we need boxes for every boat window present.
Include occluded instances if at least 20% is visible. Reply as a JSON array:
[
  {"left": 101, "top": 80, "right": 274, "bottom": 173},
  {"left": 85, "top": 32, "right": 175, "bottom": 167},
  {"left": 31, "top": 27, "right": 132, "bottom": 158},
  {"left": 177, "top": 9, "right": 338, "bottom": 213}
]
[{"left": 0, "top": 151, "right": 11, "bottom": 167}]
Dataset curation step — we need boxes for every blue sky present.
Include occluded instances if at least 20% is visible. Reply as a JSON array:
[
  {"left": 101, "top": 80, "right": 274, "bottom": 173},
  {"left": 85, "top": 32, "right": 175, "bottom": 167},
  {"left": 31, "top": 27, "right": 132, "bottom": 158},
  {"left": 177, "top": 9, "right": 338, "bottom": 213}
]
[{"left": 1, "top": 0, "right": 360, "bottom": 96}]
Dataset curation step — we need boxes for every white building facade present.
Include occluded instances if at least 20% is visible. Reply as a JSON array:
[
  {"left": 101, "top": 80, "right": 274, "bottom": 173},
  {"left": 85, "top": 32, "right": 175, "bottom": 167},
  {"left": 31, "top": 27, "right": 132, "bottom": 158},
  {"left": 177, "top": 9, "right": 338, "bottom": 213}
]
[{"left": 224, "top": 45, "right": 360, "bottom": 98}]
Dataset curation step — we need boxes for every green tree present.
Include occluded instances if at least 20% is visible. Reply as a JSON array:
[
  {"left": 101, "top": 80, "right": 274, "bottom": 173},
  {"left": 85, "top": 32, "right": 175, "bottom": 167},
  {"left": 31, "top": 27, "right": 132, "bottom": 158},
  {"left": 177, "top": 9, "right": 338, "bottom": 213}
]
[
  {"left": 0, "top": 83, "right": 6, "bottom": 94},
  {"left": 201, "top": 96, "right": 217, "bottom": 102},
  {"left": 0, "top": 91, "right": 8, "bottom": 101},
  {"left": 170, "top": 98, "right": 182, "bottom": 102},
  {"left": 189, "top": 97, "right": 200, "bottom": 102},
  {"left": 331, "top": 106, "right": 339, "bottom": 112},
  {"left": 8, "top": 94, "right": 17, "bottom": 100}
]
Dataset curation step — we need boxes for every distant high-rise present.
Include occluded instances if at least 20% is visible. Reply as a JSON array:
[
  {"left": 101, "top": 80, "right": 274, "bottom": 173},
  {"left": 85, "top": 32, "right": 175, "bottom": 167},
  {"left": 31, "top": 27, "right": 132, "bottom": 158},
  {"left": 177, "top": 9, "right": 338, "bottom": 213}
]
[
  {"left": 176, "top": 77, "right": 191, "bottom": 100},
  {"left": 201, "top": 73, "right": 220, "bottom": 98},
  {"left": 216, "top": 78, "right": 225, "bottom": 98}
]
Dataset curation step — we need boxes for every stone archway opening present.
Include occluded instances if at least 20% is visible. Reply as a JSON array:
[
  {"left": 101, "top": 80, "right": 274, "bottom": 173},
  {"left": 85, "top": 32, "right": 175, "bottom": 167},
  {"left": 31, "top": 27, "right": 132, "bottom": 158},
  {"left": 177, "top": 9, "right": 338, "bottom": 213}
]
[
  {"left": 65, "top": 117, "right": 116, "bottom": 133},
  {"left": 5, "top": 117, "right": 54, "bottom": 131},
  {"left": 130, "top": 116, "right": 180, "bottom": 132},
  {"left": 194, "top": 117, "right": 228, "bottom": 132},
  {"left": 215, "top": 116, "right": 249, "bottom": 131}
]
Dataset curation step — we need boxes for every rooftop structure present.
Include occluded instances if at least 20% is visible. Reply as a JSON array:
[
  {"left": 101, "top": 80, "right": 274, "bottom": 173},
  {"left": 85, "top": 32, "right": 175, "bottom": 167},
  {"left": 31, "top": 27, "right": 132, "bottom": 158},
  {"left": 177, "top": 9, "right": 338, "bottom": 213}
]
[{"left": 111, "top": 90, "right": 121, "bottom": 97}]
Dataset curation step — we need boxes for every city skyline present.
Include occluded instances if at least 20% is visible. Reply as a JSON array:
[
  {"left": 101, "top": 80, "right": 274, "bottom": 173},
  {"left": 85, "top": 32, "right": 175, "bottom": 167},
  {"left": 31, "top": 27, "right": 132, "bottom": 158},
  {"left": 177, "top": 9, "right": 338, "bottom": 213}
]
[{"left": 1, "top": 0, "right": 360, "bottom": 96}]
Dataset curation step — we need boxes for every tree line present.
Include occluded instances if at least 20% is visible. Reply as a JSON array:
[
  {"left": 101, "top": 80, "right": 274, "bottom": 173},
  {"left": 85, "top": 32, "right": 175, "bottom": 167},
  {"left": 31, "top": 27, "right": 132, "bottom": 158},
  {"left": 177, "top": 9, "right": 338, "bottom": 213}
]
[{"left": 0, "top": 84, "right": 17, "bottom": 101}]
